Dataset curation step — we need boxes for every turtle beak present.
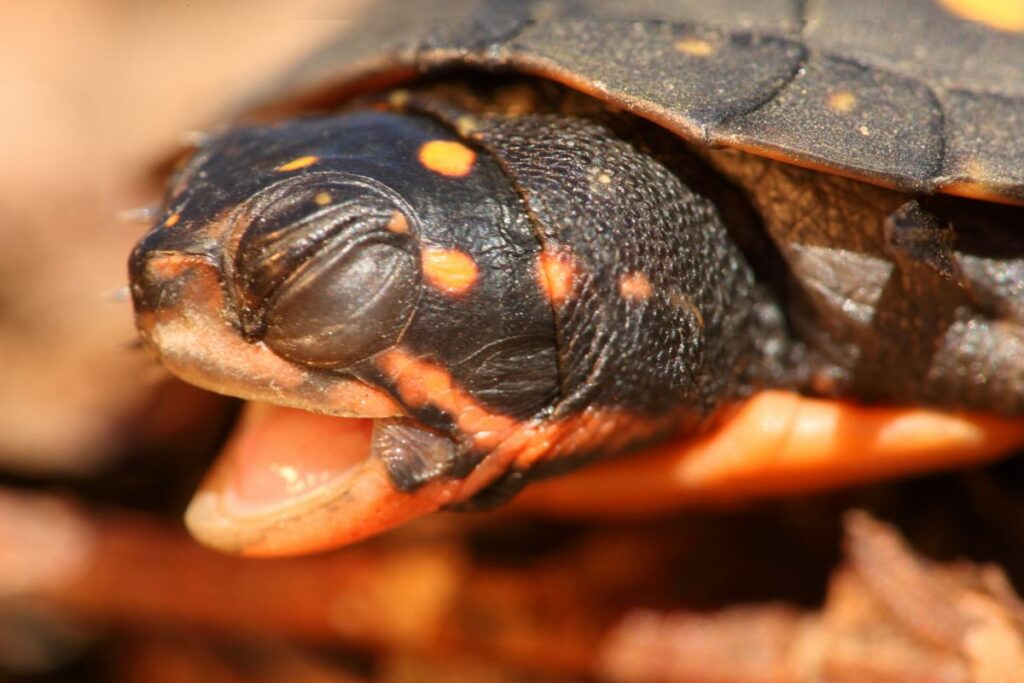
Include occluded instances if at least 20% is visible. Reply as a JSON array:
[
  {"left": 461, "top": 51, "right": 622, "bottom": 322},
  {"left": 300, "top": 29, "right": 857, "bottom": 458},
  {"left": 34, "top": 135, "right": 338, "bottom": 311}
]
[{"left": 185, "top": 402, "right": 468, "bottom": 556}]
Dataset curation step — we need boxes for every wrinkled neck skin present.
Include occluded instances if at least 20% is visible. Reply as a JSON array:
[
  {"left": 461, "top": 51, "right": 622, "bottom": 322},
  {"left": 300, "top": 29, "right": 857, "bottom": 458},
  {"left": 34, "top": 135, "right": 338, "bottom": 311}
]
[{"left": 129, "top": 79, "right": 794, "bottom": 552}]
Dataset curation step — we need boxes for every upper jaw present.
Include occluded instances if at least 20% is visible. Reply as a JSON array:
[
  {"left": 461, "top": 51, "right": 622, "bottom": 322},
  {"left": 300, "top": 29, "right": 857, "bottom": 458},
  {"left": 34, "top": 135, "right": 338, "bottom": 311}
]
[{"left": 132, "top": 248, "right": 404, "bottom": 419}]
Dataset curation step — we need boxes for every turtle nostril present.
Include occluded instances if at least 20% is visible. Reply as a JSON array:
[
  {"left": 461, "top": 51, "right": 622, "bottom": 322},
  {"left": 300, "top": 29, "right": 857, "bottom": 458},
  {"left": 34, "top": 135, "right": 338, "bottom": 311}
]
[{"left": 231, "top": 173, "right": 421, "bottom": 368}]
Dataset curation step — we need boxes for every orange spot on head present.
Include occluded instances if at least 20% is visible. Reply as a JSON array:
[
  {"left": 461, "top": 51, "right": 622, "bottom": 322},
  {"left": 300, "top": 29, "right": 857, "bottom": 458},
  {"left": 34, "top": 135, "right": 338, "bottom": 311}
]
[
  {"left": 421, "top": 247, "right": 478, "bottom": 295},
  {"left": 537, "top": 249, "right": 578, "bottom": 308},
  {"left": 163, "top": 212, "right": 180, "bottom": 228},
  {"left": 276, "top": 155, "right": 319, "bottom": 172},
  {"left": 938, "top": 0, "right": 1024, "bottom": 31},
  {"left": 418, "top": 140, "right": 477, "bottom": 177},
  {"left": 674, "top": 37, "right": 715, "bottom": 56},
  {"left": 827, "top": 91, "right": 858, "bottom": 113},
  {"left": 619, "top": 272, "right": 653, "bottom": 301},
  {"left": 313, "top": 191, "right": 332, "bottom": 206},
  {"left": 387, "top": 210, "right": 409, "bottom": 234}
]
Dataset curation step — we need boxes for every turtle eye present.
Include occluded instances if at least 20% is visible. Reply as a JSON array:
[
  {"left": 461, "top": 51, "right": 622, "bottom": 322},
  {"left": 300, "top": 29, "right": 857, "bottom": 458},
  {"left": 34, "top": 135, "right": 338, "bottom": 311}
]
[{"left": 231, "top": 174, "right": 420, "bottom": 368}]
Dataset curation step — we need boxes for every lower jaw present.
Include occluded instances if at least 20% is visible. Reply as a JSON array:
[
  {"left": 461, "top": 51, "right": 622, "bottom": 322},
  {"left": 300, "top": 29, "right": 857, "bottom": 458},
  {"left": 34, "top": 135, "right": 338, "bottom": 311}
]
[{"left": 184, "top": 402, "right": 461, "bottom": 556}]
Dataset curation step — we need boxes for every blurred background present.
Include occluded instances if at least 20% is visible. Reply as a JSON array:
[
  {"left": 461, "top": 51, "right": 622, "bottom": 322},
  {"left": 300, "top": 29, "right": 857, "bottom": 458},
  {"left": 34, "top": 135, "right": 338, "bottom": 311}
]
[
  {"left": 0, "top": 0, "right": 364, "bottom": 477},
  {"left": 1, "top": 2, "right": 1022, "bottom": 682}
]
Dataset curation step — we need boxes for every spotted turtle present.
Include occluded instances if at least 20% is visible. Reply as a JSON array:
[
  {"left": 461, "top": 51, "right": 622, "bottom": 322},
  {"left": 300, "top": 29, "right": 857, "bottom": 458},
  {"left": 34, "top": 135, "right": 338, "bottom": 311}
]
[{"left": 130, "top": 0, "right": 1024, "bottom": 555}]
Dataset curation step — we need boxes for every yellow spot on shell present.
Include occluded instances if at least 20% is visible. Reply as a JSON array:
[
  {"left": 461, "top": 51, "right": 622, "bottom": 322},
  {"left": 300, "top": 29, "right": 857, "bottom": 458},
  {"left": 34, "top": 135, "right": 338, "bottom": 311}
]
[
  {"left": 619, "top": 272, "right": 653, "bottom": 301},
  {"left": 419, "top": 141, "right": 477, "bottom": 178},
  {"left": 966, "top": 158, "right": 990, "bottom": 178},
  {"left": 163, "top": 212, "right": 180, "bottom": 228},
  {"left": 276, "top": 155, "right": 319, "bottom": 172},
  {"left": 827, "top": 91, "right": 858, "bottom": 113},
  {"left": 674, "top": 37, "right": 716, "bottom": 56},
  {"left": 313, "top": 191, "right": 332, "bottom": 206},
  {"left": 422, "top": 247, "right": 478, "bottom": 295},
  {"left": 938, "top": 0, "right": 1024, "bottom": 31}
]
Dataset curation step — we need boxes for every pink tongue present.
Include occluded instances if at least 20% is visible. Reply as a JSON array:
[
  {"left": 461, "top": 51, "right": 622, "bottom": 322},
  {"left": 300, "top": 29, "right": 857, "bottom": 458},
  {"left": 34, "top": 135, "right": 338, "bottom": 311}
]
[{"left": 223, "top": 403, "right": 374, "bottom": 514}]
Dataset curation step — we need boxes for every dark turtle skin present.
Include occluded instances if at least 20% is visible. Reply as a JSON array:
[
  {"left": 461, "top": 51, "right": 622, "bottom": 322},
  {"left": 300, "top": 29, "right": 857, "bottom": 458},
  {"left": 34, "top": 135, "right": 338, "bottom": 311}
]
[{"left": 129, "top": 1, "right": 1024, "bottom": 550}]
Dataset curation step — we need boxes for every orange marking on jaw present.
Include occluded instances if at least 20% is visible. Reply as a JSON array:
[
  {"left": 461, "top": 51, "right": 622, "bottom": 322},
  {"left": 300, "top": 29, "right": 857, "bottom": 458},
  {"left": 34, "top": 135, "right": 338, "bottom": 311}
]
[
  {"left": 163, "top": 212, "right": 180, "bottom": 228},
  {"left": 938, "top": 0, "right": 1024, "bottom": 31},
  {"left": 537, "top": 249, "right": 578, "bottom": 308},
  {"left": 418, "top": 140, "right": 476, "bottom": 177},
  {"left": 619, "top": 272, "right": 653, "bottom": 301},
  {"left": 376, "top": 349, "right": 665, "bottom": 466},
  {"left": 421, "top": 247, "right": 478, "bottom": 295},
  {"left": 377, "top": 349, "right": 517, "bottom": 451},
  {"left": 387, "top": 210, "right": 409, "bottom": 234},
  {"left": 276, "top": 155, "right": 319, "bottom": 172}
]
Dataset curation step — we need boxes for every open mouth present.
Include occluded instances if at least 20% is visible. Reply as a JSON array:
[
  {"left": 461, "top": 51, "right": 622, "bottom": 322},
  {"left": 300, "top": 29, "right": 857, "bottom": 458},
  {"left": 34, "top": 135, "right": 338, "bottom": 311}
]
[{"left": 185, "top": 403, "right": 462, "bottom": 556}]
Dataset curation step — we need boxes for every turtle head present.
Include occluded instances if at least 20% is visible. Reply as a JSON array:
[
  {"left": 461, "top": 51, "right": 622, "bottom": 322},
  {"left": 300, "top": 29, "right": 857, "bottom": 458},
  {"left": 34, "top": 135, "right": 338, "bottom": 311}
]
[
  {"left": 129, "top": 96, "right": 763, "bottom": 556},
  {"left": 129, "top": 111, "right": 566, "bottom": 555}
]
